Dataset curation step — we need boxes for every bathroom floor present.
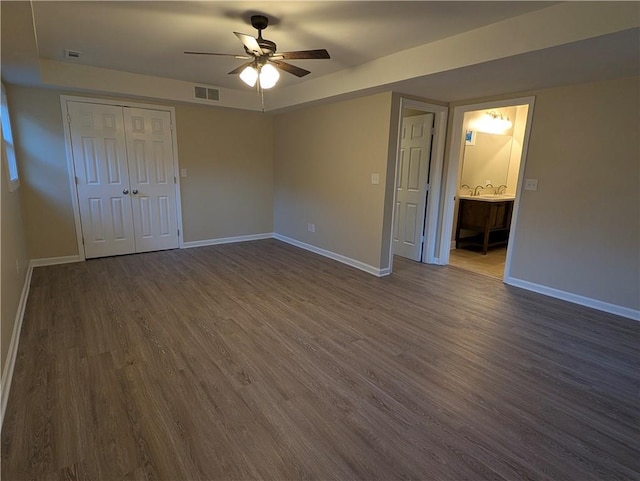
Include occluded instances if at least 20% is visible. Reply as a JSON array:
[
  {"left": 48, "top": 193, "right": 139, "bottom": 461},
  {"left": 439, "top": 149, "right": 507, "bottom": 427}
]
[{"left": 449, "top": 246, "right": 507, "bottom": 278}]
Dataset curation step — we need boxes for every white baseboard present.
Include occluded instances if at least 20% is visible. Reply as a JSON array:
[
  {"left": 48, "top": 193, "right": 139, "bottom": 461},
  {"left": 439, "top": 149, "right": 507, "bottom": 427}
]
[
  {"left": 30, "top": 254, "right": 84, "bottom": 268},
  {"left": 273, "top": 233, "right": 388, "bottom": 277},
  {"left": 377, "top": 267, "right": 391, "bottom": 277},
  {"left": 504, "top": 275, "right": 640, "bottom": 322},
  {"left": 182, "top": 233, "right": 274, "bottom": 249},
  {"left": 3, "top": 254, "right": 81, "bottom": 427},
  {"left": 1, "top": 263, "right": 34, "bottom": 430}
]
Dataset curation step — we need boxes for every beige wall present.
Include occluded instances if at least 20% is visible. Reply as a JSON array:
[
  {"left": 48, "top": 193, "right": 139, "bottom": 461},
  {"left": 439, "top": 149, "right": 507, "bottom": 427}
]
[
  {"left": 6, "top": 78, "right": 638, "bottom": 314},
  {"left": 5, "top": 85, "right": 274, "bottom": 258},
  {"left": 175, "top": 104, "right": 273, "bottom": 242},
  {"left": 1, "top": 146, "right": 29, "bottom": 380},
  {"left": 273, "top": 92, "right": 394, "bottom": 269},
  {"left": 505, "top": 105, "right": 528, "bottom": 195},
  {"left": 509, "top": 76, "right": 640, "bottom": 310},
  {"left": 7, "top": 85, "right": 77, "bottom": 258}
]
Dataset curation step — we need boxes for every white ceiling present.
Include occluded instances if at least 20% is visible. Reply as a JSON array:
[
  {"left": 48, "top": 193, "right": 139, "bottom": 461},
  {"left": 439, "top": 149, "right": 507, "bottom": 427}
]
[
  {"left": 1, "top": 1, "right": 639, "bottom": 110},
  {"left": 30, "top": 1, "right": 553, "bottom": 89}
]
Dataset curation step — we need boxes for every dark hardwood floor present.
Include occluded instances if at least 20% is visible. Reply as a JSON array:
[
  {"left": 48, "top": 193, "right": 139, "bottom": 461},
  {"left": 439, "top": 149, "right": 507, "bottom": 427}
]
[{"left": 2, "top": 239, "right": 638, "bottom": 480}]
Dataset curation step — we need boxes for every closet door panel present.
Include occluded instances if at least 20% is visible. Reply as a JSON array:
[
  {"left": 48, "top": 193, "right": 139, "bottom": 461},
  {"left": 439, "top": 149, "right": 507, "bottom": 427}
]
[
  {"left": 123, "top": 108, "right": 179, "bottom": 253},
  {"left": 68, "top": 102, "right": 136, "bottom": 258}
]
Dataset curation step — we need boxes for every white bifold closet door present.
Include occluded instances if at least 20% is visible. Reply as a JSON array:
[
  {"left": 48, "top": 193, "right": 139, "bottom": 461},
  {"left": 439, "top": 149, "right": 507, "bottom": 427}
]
[{"left": 68, "top": 102, "right": 179, "bottom": 259}]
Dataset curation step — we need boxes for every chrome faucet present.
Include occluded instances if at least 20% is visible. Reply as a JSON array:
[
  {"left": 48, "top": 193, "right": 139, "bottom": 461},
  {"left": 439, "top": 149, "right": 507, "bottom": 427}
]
[
  {"left": 485, "top": 183, "right": 495, "bottom": 194},
  {"left": 497, "top": 184, "right": 507, "bottom": 195},
  {"left": 473, "top": 185, "right": 484, "bottom": 196},
  {"left": 461, "top": 184, "right": 472, "bottom": 195}
]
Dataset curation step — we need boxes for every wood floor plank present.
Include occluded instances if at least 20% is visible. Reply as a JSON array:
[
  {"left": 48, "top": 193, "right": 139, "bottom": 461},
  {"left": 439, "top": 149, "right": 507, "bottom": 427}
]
[{"left": 2, "top": 239, "right": 639, "bottom": 480}]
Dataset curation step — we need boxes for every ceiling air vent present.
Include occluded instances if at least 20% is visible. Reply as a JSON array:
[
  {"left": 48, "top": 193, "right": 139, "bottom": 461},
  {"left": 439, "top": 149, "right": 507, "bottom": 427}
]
[
  {"left": 194, "top": 86, "right": 220, "bottom": 102},
  {"left": 64, "top": 49, "right": 82, "bottom": 59}
]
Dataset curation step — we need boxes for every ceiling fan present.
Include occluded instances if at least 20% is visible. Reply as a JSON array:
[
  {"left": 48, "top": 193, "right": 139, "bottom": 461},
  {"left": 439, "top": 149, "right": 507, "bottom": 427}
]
[{"left": 185, "top": 15, "right": 330, "bottom": 90}]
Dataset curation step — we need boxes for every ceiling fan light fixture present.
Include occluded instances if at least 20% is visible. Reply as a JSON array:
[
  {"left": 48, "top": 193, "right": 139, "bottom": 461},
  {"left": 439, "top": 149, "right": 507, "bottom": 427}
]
[
  {"left": 240, "top": 65, "right": 258, "bottom": 87},
  {"left": 186, "top": 14, "right": 329, "bottom": 90},
  {"left": 259, "top": 63, "right": 280, "bottom": 89}
]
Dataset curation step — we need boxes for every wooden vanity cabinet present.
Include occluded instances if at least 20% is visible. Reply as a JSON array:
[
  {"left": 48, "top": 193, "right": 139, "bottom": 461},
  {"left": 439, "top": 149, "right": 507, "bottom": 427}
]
[{"left": 455, "top": 199, "right": 514, "bottom": 254}]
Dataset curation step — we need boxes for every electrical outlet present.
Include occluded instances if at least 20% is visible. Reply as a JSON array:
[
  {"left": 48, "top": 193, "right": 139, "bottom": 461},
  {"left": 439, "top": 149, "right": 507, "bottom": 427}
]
[
  {"left": 485, "top": 180, "right": 492, "bottom": 186},
  {"left": 307, "top": 223, "right": 315, "bottom": 233},
  {"left": 524, "top": 179, "right": 538, "bottom": 191}
]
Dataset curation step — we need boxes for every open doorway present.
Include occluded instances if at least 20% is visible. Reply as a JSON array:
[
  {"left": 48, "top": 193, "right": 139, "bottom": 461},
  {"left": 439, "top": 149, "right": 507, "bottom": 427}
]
[{"left": 438, "top": 97, "right": 535, "bottom": 279}]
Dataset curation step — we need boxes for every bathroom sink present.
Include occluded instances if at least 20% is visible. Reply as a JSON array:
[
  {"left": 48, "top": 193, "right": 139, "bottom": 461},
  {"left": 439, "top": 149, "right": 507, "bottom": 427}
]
[
  {"left": 458, "top": 194, "right": 515, "bottom": 202},
  {"left": 485, "top": 194, "right": 516, "bottom": 200}
]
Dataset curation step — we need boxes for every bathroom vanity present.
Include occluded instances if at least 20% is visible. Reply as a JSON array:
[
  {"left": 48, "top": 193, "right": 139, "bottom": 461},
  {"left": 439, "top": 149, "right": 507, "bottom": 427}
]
[{"left": 455, "top": 196, "right": 514, "bottom": 254}]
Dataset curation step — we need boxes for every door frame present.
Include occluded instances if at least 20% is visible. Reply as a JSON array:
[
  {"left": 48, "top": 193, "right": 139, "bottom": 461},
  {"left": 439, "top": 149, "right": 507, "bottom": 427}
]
[
  {"left": 60, "top": 95, "right": 185, "bottom": 261},
  {"left": 437, "top": 96, "right": 536, "bottom": 278},
  {"left": 388, "top": 98, "right": 448, "bottom": 272}
]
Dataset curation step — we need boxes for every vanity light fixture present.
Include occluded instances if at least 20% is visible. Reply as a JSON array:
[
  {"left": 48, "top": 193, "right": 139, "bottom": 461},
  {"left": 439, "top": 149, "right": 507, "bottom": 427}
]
[{"left": 479, "top": 111, "right": 513, "bottom": 134}]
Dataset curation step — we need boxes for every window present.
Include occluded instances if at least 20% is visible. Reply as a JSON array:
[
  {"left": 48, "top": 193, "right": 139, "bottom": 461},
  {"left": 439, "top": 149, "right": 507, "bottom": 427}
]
[{"left": 1, "top": 83, "right": 20, "bottom": 191}]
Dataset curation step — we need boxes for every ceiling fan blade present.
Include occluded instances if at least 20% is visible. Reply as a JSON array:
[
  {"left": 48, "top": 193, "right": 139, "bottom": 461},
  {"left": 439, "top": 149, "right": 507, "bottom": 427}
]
[
  {"left": 270, "top": 60, "right": 311, "bottom": 78},
  {"left": 234, "top": 32, "right": 263, "bottom": 56},
  {"left": 228, "top": 61, "right": 254, "bottom": 75},
  {"left": 184, "top": 51, "right": 249, "bottom": 59},
  {"left": 278, "top": 49, "right": 330, "bottom": 60}
]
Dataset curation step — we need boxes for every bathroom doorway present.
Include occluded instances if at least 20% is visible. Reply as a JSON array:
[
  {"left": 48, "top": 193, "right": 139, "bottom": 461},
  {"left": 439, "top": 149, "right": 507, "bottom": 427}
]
[{"left": 438, "top": 97, "right": 535, "bottom": 280}]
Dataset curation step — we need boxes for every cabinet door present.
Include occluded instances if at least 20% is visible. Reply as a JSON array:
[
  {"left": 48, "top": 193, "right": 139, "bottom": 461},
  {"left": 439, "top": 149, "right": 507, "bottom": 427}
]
[
  {"left": 123, "top": 108, "right": 179, "bottom": 253},
  {"left": 490, "top": 202, "right": 511, "bottom": 229},
  {"left": 460, "top": 200, "right": 490, "bottom": 229},
  {"left": 68, "top": 102, "right": 136, "bottom": 258}
]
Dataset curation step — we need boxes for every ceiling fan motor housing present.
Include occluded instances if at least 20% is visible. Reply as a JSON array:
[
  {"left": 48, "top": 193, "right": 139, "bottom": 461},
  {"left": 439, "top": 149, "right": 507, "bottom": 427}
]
[
  {"left": 258, "top": 39, "right": 277, "bottom": 54},
  {"left": 251, "top": 15, "right": 269, "bottom": 30},
  {"left": 250, "top": 15, "right": 276, "bottom": 55}
]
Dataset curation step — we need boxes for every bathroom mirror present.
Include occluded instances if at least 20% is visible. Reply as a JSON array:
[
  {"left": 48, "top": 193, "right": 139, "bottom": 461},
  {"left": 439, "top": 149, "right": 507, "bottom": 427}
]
[{"left": 460, "top": 132, "right": 513, "bottom": 190}]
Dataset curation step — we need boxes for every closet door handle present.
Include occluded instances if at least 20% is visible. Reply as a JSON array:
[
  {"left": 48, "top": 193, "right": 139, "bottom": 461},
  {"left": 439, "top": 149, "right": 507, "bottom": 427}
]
[
  {"left": 132, "top": 189, "right": 138, "bottom": 195},
  {"left": 122, "top": 189, "right": 129, "bottom": 195}
]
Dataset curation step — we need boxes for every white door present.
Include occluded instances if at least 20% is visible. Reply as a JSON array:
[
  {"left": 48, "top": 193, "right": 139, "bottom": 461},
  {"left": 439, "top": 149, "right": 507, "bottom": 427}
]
[
  {"left": 393, "top": 114, "right": 434, "bottom": 261},
  {"left": 68, "top": 102, "right": 136, "bottom": 259},
  {"left": 123, "top": 107, "right": 179, "bottom": 253},
  {"left": 69, "top": 102, "right": 179, "bottom": 258}
]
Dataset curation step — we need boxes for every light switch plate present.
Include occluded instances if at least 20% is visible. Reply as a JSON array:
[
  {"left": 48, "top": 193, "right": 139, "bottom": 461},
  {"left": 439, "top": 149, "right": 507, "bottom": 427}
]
[
  {"left": 524, "top": 178, "right": 538, "bottom": 191},
  {"left": 371, "top": 173, "right": 380, "bottom": 185},
  {"left": 180, "top": 168, "right": 187, "bottom": 177}
]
